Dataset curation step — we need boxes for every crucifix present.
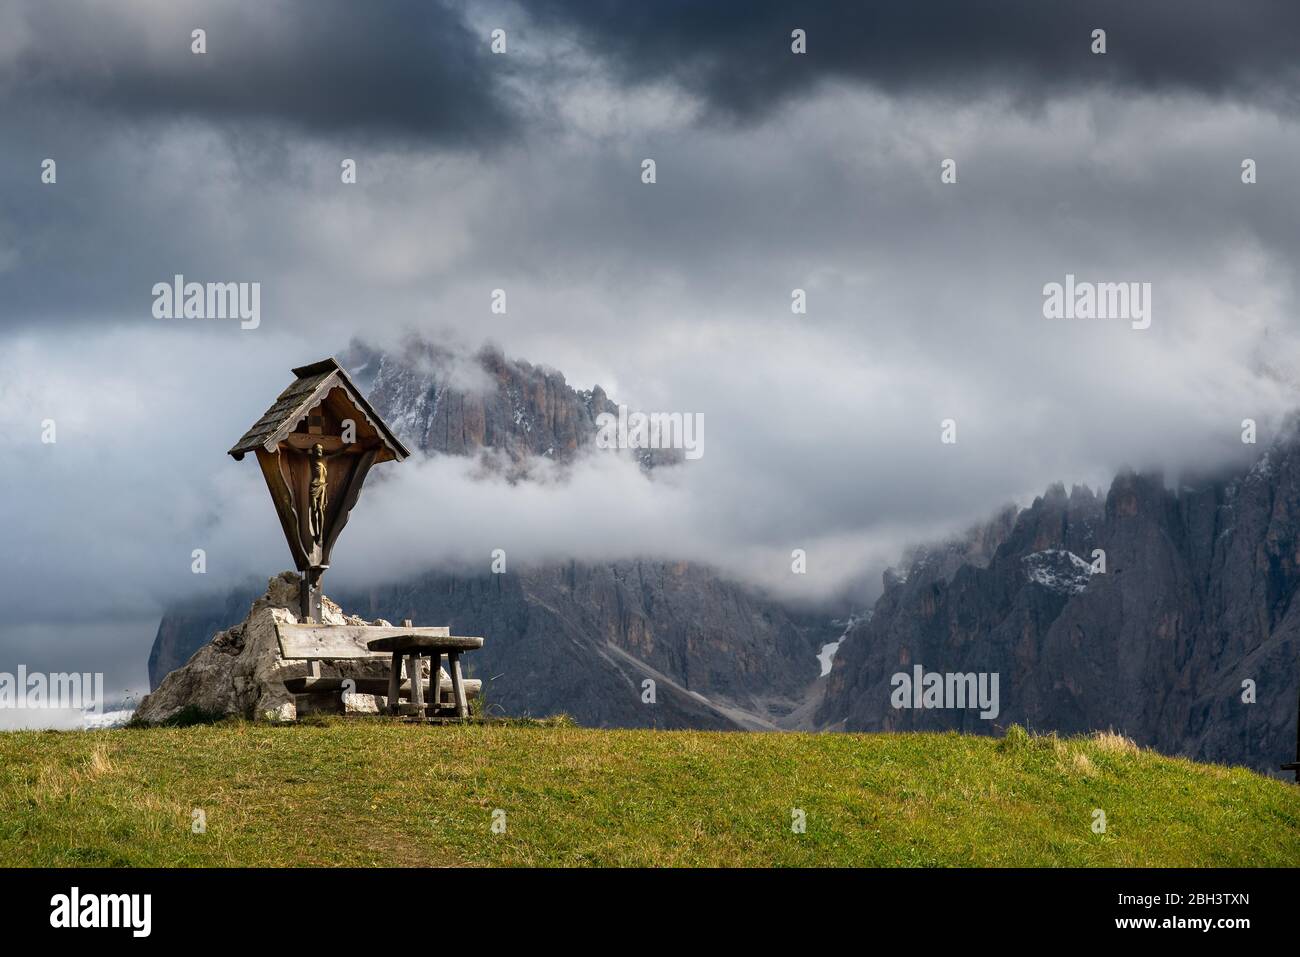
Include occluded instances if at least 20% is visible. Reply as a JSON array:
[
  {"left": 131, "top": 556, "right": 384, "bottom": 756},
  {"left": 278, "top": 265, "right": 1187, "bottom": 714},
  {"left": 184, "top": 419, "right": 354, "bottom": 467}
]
[
  {"left": 228, "top": 358, "right": 409, "bottom": 621},
  {"left": 308, "top": 441, "right": 349, "bottom": 543}
]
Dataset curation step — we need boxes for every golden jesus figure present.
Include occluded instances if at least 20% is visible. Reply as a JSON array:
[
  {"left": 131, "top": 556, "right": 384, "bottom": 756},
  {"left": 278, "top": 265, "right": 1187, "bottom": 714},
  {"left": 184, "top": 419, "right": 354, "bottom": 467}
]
[{"left": 309, "top": 443, "right": 330, "bottom": 542}]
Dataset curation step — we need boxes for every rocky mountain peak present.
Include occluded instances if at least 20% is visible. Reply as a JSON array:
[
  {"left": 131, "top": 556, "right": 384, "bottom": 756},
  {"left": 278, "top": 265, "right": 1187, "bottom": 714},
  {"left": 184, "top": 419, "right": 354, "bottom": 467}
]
[
  {"left": 820, "top": 440, "right": 1300, "bottom": 773},
  {"left": 339, "top": 337, "right": 682, "bottom": 470}
]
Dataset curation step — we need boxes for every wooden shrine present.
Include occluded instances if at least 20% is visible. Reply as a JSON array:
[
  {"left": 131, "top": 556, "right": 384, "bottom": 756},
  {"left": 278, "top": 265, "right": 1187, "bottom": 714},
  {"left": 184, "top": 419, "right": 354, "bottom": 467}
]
[
  {"left": 228, "top": 357, "right": 410, "bottom": 621},
  {"left": 229, "top": 357, "right": 485, "bottom": 720}
]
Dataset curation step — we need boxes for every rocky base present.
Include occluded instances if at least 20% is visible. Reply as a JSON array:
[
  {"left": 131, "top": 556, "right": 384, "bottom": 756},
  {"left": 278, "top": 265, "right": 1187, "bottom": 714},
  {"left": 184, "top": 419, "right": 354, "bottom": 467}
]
[{"left": 135, "top": 571, "right": 411, "bottom": 724}]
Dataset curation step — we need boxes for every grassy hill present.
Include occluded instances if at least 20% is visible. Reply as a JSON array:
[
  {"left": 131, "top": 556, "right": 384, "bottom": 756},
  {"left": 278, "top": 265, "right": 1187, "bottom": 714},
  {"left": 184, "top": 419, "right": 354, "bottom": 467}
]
[{"left": 1, "top": 720, "right": 1297, "bottom": 867}]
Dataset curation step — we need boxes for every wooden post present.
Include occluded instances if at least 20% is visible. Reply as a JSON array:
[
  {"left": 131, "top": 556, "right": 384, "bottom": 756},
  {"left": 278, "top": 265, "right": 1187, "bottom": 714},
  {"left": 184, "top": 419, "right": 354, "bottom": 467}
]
[
  {"left": 299, "top": 567, "right": 324, "bottom": 622},
  {"left": 449, "top": 651, "right": 468, "bottom": 718},
  {"left": 388, "top": 652, "right": 401, "bottom": 715},
  {"left": 400, "top": 619, "right": 422, "bottom": 716},
  {"left": 407, "top": 654, "right": 424, "bottom": 712},
  {"left": 429, "top": 653, "right": 442, "bottom": 709}
]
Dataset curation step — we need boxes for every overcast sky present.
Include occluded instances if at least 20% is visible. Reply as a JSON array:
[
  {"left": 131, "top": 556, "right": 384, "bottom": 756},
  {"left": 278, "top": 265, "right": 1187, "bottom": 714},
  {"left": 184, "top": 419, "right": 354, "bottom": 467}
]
[{"left": 2, "top": 1, "right": 1299, "bottom": 695}]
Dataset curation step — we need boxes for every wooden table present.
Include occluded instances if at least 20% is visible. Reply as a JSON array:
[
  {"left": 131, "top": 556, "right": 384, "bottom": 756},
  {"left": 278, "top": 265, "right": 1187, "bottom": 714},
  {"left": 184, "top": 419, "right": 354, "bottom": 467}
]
[{"left": 367, "top": 631, "right": 484, "bottom": 719}]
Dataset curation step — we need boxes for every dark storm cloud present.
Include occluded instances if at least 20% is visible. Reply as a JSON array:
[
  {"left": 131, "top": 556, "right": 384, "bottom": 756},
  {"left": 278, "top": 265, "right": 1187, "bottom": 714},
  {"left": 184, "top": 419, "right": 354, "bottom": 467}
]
[
  {"left": 1, "top": 0, "right": 515, "bottom": 144},
  {"left": 526, "top": 0, "right": 1300, "bottom": 119}
]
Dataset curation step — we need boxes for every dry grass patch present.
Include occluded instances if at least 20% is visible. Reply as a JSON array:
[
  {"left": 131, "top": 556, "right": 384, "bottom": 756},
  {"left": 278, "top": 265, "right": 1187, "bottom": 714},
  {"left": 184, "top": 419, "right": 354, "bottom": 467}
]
[{"left": 1090, "top": 730, "right": 1140, "bottom": 754}]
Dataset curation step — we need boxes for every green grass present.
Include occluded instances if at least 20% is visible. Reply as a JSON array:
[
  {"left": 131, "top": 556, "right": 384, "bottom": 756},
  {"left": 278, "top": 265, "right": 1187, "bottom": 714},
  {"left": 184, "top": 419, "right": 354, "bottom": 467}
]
[{"left": 0, "top": 720, "right": 1296, "bottom": 866}]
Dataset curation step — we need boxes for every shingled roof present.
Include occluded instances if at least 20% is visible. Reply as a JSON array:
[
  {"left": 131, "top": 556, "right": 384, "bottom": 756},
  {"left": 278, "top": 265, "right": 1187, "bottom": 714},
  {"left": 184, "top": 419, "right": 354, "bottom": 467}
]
[{"left": 228, "top": 357, "right": 410, "bottom": 462}]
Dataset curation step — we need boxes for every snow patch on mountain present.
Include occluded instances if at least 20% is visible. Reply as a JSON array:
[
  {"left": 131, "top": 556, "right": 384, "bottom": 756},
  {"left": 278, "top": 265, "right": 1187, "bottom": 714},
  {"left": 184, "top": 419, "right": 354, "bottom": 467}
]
[
  {"left": 1022, "top": 549, "right": 1093, "bottom": 594},
  {"left": 818, "top": 612, "right": 869, "bottom": 676}
]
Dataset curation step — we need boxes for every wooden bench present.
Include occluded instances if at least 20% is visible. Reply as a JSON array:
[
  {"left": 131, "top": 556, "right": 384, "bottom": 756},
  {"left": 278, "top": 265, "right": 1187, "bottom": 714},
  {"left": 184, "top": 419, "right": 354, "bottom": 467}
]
[{"left": 275, "top": 620, "right": 482, "bottom": 715}]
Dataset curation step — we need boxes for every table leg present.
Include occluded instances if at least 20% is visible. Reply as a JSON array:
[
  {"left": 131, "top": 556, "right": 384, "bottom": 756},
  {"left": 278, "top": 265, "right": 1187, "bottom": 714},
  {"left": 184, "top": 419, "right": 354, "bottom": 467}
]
[
  {"left": 429, "top": 653, "right": 443, "bottom": 712},
  {"left": 408, "top": 653, "right": 425, "bottom": 713},
  {"left": 388, "top": 652, "right": 401, "bottom": 715},
  {"left": 449, "top": 651, "right": 468, "bottom": 718}
]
